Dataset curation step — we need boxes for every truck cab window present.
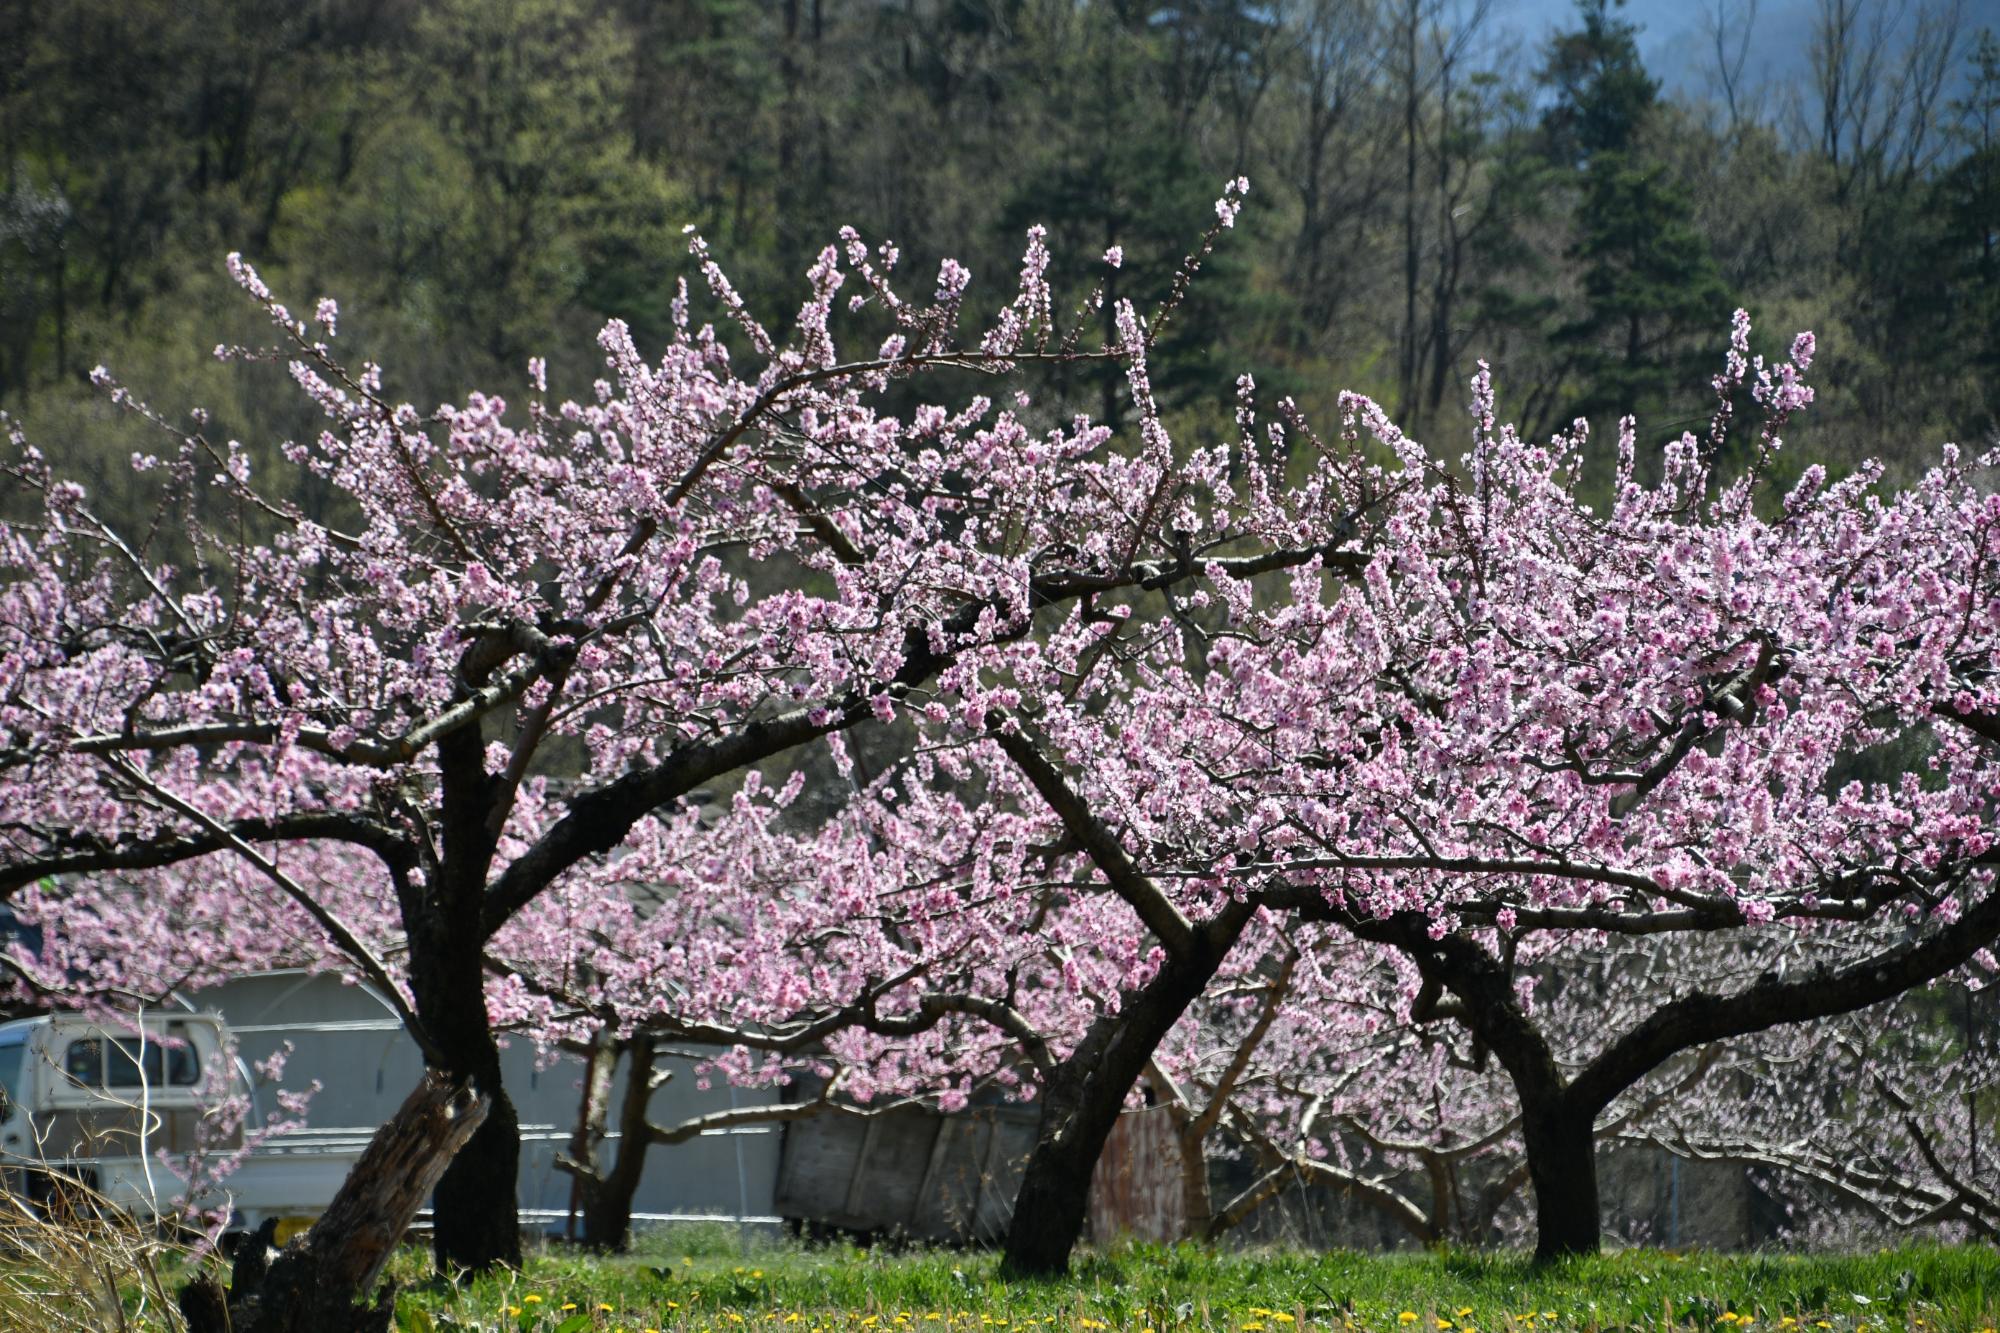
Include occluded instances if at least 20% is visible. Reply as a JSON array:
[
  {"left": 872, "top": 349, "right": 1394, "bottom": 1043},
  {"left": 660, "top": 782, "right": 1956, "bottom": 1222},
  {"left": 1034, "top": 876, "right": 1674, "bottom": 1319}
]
[
  {"left": 106, "top": 1038, "right": 190, "bottom": 1088},
  {"left": 58, "top": 1032, "right": 203, "bottom": 1090},
  {"left": 63, "top": 1038, "right": 102, "bottom": 1086}
]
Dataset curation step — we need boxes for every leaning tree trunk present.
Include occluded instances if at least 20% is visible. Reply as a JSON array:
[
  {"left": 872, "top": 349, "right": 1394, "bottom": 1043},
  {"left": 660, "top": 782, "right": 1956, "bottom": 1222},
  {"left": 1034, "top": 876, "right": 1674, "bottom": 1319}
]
[
  {"left": 179, "top": 1073, "right": 489, "bottom": 1333},
  {"left": 1001, "top": 943, "right": 1235, "bottom": 1276},
  {"left": 1520, "top": 1098, "right": 1601, "bottom": 1261}
]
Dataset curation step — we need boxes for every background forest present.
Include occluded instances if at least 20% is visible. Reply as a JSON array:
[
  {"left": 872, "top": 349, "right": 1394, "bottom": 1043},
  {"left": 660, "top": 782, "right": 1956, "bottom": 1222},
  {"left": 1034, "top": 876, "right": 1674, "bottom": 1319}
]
[{"left": 2, "top": 0, "right": 1997, "bottom": 516}]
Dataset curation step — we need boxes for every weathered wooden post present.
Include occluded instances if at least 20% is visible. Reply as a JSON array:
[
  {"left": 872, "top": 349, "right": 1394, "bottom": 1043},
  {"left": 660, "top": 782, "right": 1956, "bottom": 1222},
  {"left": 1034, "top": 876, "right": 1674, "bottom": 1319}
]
[{"left": 180, "top": 1072, "right": 489, "bottom": 1333}]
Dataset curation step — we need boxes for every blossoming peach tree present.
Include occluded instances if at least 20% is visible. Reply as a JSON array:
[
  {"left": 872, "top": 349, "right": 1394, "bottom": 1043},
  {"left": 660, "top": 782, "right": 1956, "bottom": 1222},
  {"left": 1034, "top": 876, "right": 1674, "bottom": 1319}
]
[{"left": 1622, "top": 984, "right": 1997, "bottom": 1244}]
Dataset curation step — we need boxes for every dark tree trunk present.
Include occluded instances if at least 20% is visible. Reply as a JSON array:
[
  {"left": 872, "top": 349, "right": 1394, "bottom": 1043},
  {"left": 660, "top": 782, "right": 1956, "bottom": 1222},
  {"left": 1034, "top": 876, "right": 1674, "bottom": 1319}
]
[
  {"left": 580, "top": 1142, "right": 647, "bottom": 1254},
  {"left": 409, "top": 895, "right": 523, "bottom": 1273},
  {"left": 1001, "top": 926, "right": 1245, "bottom": 1277},
  {"left": 431, "top": 1075, "right": 522, "bottom": 1271},
  {"left": 1520, "top": 1099, "right": 1600, "bottom": 1261},
  {"left": 1385, "top": 929, "right": 1605, "bottom": 1263},
  {"left": 410, "top": 703, "right": 523, "bottom": 1276},
  {"left": 1001, "top": 1074, "right": 1118, "bottom": 1277}
]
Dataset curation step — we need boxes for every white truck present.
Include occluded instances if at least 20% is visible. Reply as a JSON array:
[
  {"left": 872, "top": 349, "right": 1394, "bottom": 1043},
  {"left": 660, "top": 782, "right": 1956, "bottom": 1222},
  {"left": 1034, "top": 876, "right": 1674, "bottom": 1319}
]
[{"left": 0, "top": 1012, "right": 370, "bottom": 1238}]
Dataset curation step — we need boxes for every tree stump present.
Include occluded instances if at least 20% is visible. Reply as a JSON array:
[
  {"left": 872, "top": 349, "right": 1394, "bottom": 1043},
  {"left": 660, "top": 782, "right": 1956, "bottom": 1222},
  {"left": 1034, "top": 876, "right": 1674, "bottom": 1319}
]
[{"left": 180, "top": 1071, "right": 490, "bottom": 1333}]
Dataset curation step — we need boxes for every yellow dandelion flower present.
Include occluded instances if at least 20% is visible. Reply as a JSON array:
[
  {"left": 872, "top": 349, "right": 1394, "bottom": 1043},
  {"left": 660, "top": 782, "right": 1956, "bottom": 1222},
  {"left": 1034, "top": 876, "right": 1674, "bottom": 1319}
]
[
  {"left": 525, "top": 1295, "right": 544, "bottom": 1305},
  {"left": 562, "top": 1304, "right": 579, "bottom": 1312},
  {"left": 507, "top": 1307, "right": 523, "bottom": 1319},
  {"left": 1400, "top": 1314, "right": 1420, "bottom": 1325},
  {"left": 1457, "top": 1311, "right": 1474, "bottom": 1320},
  {"left": 600, "top": 1305, "right": 616, "bottom": 1314},
  {"left": 1274, "top": 1316, "right": 1297, "bottom": 1325},
  {"left": 1720, "top": 1315, "right": 1740, "bottom": 1325},
  {"left": 1244, "top": 1324, "right": 1266, "bottom": 1332},
  {"left": 1438, "top": 1321, "right": 1453, "bottom": 1329},
  {"left": 753, "top": 1271, "right": 765, "bottom": 1279}
]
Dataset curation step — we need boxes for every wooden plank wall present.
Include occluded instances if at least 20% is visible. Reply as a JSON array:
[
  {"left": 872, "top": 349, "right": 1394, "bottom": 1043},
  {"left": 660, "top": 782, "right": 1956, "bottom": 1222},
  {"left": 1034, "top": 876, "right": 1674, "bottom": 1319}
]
[
  {"left": 1087, "top": 1105, "right": 1186, "bottom": 1245},
  {"left": 774, "top": 1102, "right": 1040, "bottom": 1243}
]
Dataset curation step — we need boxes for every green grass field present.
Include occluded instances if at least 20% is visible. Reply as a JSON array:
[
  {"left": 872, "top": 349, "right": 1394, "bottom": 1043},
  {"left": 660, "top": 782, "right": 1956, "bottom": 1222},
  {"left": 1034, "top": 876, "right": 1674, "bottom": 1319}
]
[{"left": 371, "top": 1237, "right": 2000, "bottom": 1333}]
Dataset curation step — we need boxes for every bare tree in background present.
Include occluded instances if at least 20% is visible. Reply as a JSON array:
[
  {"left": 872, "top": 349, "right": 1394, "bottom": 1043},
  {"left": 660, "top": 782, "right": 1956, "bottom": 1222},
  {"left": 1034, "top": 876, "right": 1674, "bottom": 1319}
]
[
  {"left": 1800, "top": 0, "right": 1967, "bottom": 202},
  {"left": 1704, "top": 0, "right": 1762, "bottom": 135}
]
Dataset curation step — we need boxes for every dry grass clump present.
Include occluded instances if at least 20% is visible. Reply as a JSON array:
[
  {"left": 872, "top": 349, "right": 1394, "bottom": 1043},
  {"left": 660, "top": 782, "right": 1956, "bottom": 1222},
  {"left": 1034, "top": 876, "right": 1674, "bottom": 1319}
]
[{"left": 0, "top": 1173, "right": 192, "bottom": 1332}]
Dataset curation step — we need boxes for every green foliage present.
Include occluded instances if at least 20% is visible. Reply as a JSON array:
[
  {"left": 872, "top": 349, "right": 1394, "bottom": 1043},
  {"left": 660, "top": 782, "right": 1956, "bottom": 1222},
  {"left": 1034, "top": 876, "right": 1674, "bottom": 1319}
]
[
  {"left": 1533, "top": 0, "right": 1733, "bottom": 432},
  {"left": 1539, "top": 0, "right": 1658, "bottom": 166},
  {"left": 6, "top": 0, "right": 1999, "bottom": 536},
  {"left": 1557, "top": 151, "right": 1732, "bottom": 426}
]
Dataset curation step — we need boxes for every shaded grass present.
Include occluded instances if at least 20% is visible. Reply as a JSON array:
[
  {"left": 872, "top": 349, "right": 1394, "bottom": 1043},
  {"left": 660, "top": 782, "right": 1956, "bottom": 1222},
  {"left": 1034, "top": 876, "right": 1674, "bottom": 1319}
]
[
  {"left": 373, "top": 1242, "right": 2000, "bottom": 1333},
  {"left": 0, "top": 1174, "right": 197, "bottom": 1330}
]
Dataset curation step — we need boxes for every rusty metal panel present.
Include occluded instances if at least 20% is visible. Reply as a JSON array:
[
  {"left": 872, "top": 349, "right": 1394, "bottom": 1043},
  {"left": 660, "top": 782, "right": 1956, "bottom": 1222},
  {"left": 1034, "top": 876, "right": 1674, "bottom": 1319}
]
[{"left": 1088, "top": 1106, "right": 1186, "bottom": 1244}]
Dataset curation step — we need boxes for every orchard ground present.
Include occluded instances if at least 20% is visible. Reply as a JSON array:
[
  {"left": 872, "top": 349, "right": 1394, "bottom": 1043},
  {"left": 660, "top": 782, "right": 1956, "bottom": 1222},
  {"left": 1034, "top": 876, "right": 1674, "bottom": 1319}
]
[{"left": 358, "top": 1237, "right": 2000, "bottom": 1333}]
